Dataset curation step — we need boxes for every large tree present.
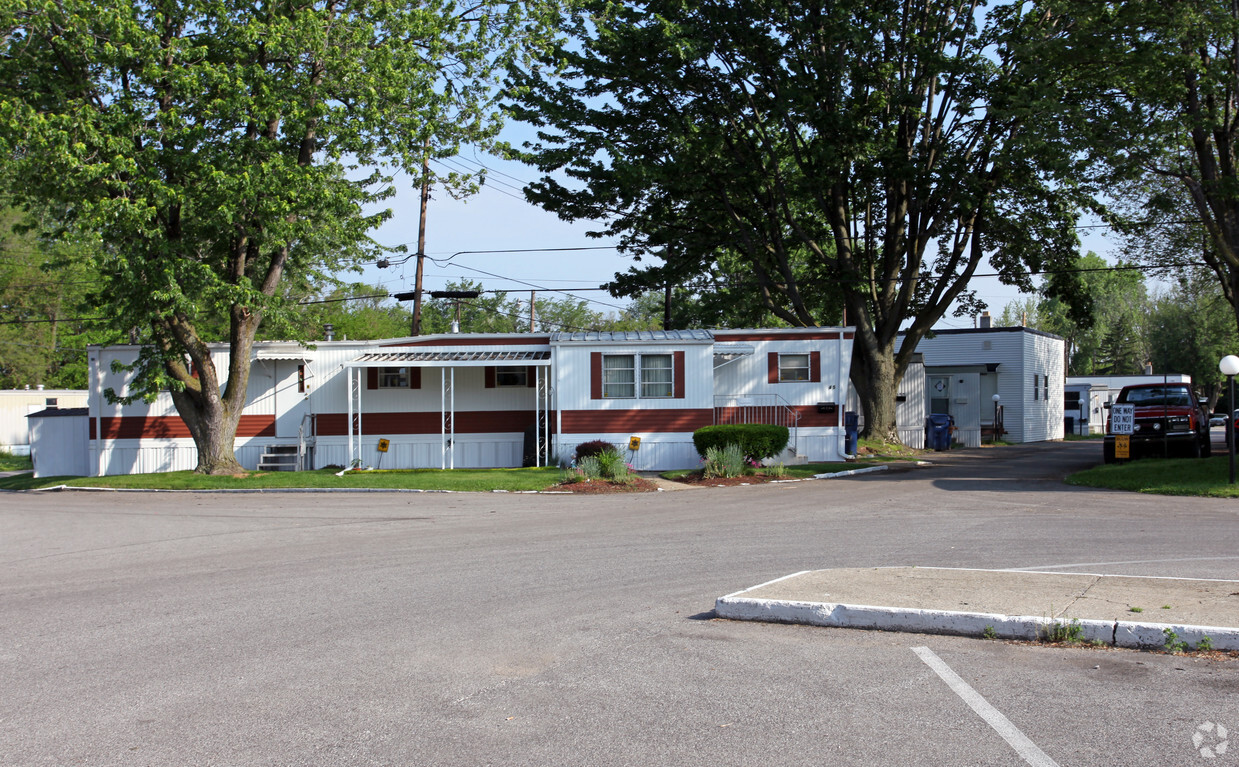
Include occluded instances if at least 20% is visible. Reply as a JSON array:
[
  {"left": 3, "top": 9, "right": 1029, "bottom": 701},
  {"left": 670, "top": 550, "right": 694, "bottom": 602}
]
[
  {"left": 0, "top": 0, "right": 559, "bottom": 472},
  {"left": 1046, "top": 1, "right": 1239, "bottom": 339},
  {"left": 508, "top": 0, "right": 1090, "bottom": 439},
  {"left": 0, "top": 206, "right": 117, "bottom": 389}
]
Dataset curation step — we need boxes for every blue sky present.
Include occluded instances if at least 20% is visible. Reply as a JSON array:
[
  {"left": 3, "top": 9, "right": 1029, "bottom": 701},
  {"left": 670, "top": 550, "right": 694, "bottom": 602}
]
[{"left": 358, "top": 141, "right": 1125, "bottom": 330}]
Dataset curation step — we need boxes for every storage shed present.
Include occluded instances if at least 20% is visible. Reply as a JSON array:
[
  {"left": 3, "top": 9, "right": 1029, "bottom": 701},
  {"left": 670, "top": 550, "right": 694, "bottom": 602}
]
[{"left": 28, "top": 406, "right": 90, "bottom": 478}]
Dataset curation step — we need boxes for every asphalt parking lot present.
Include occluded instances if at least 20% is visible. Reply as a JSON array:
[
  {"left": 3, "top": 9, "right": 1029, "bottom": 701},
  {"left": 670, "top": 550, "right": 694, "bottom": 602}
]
[{"left": 1, "top": 440, "right": 1237, "bottom": 766}]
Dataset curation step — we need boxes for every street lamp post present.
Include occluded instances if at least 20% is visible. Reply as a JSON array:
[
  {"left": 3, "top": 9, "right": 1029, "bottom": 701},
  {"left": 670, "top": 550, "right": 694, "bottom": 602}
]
[
  {"left": 991, "top": 394, "right": 1001, "bottom": 444},
  {"left": 1220, "top": 355, "right": 1239, "bottom": 484}
]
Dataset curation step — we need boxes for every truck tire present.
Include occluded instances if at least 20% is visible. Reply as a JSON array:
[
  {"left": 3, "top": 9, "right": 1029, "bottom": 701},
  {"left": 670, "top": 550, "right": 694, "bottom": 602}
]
[{"left": 1202, "top": 435, "right": 1212, "bottom": 458}]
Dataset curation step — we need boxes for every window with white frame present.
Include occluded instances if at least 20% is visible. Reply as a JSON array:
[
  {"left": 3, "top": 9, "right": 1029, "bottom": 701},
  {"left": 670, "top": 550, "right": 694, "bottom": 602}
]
[
  {"left": 379, "top": 367, "right": 410, "bottom": 388},
  {"left": 603, "top": 355, "right": 636, "bottom": 398},
  {"left": 602, "top": 353, "right": 675, "bottom": 399},
  {"left": 495, "top": 366, "right": 528, "bottom": 387},
  {"left": 640, "top": 354, "right": 673, "bottom": 398},
  {"left": 779, "top": 353, "right": 811, "bottom": 382}
]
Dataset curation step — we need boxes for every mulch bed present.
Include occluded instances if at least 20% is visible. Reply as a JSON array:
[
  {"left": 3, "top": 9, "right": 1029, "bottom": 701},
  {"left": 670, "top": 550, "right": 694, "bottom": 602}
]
[
  {"left": 547, "top": 477, "right": 662, "bottom": 493},
  {"left": 674, "top": 472, "right": 786, "bottom": 487}
]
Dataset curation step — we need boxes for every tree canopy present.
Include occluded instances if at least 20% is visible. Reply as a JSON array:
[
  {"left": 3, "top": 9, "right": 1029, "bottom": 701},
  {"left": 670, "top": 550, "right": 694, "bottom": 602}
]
[
  {"left": 509, "top": 0, "right": 1093, "bottom": 438},
  {"left": 0, "top": 0, "right": 561, "bottom": 472}
]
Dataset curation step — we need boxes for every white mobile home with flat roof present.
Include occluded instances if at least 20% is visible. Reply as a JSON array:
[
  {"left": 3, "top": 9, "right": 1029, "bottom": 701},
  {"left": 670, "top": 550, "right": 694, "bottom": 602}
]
[
  {"left": 903, "top": 326, "right": 1066, "bottom": 446},
  {"left": 86, "top": 328, "right": 855, "bottom": 476}
]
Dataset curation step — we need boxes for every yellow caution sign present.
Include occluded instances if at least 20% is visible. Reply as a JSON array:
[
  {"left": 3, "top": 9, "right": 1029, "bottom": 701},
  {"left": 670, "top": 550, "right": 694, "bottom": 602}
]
[
  {"left": 377, "top": 438, "right": 390, "bottom": 453},
  {"left": 628, "top": 436, "right": 642, "bottom": 451},
  {"left": 1115, "top": 435, "right": 1129, "bottom": 459}
]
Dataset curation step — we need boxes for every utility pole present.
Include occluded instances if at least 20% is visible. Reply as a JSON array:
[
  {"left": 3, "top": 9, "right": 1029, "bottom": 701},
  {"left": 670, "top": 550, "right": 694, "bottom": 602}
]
[
  {"left": 411, "top": 147, "right": 430, "bottom": 336},
  {"left": 529, "top": 290, "right": 536, "bottom": 332}
]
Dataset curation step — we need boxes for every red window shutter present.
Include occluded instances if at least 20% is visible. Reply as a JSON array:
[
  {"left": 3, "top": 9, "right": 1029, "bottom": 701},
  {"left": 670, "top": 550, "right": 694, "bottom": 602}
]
[
  {"left": 591, "top": 352, "right": 603, "bottom": 399},
  {"left": 367, "top": 368, "right": 378, "bottom": 390},
  {"left": 768, "top": 353, "right": 779, "bottom": 384},
  {"left": 410, "top": 367, "right": 421, "bottom": 389},
  {"left": 485, "top": 367, "right": 496, "bottom": 388},
  {"left": 527, "top": 366, "right": 537, "bottom": 387},
  {"left": 673, "top": 351, "right": 685, "bottom": 399},
  {"left": 810, "top": 351, "right": 821, "bottom": 383}
]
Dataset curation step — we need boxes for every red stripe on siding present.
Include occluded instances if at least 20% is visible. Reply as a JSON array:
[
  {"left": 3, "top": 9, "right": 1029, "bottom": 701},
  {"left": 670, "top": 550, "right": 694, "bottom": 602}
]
[
  {"left": 91, "top": 415, "right": 275, "bottom": 440},
  {"left": 314, "top": 410, "right": 543, "bottom": 436},
  {"left": 791, "top": 405, "right": 839, "bottom": 428},
  {"left": 560, "top": 409, "right": 713, "bottom": 434},
  {"left": 590, "top": 352, "right": 602, "bottom": 399},
  {"left": 673, "top": 351, "right": 685, "bottom": 399}
]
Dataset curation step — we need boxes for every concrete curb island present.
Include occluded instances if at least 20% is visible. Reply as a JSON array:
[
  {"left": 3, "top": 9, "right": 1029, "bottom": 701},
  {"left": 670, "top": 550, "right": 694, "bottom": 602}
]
[{"left": 716, "top": 567, "right": 1239, "bottom": 651}]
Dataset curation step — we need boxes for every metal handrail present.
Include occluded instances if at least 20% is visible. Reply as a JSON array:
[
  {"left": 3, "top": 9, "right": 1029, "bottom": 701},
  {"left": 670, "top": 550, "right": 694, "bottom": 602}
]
[{"left": 713, "top": 394, "right": 801, "bottom": 455}]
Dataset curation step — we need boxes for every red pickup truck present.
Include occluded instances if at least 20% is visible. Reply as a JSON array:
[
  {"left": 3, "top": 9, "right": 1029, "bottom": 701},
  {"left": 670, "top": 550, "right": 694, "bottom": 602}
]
[{"left": 1103, "top": 382, "right": 1212, "bottom": 463}]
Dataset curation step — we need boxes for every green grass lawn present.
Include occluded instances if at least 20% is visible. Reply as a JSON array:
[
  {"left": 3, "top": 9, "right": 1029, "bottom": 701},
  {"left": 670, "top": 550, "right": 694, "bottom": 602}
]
[
  {"left": 1066, "top": 455, "right": 1239, "bottom": 498},
  {"left": 0, "top": 466, "right": 566, "bottom": 493},
  {"left": 0, "top": 450, "right": 32, "bottom": 472}
]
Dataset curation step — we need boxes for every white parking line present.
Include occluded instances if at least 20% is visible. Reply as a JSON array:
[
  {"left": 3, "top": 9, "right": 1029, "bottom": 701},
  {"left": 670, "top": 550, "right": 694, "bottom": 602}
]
[{"left": 913, "top": 646, "right": 1060, "bottom": 767}]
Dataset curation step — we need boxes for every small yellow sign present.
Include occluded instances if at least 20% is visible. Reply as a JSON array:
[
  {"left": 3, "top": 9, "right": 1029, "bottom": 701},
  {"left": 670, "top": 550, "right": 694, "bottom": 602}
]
[
  {"left": 628, "top": 436, "right": 642, "bottom": 451},
  {"left": 1115, "top": 435, "right": 1129, "bottom": 459},
  {"left": 377, "top": 438, "right": 390, "bottom": 453}
]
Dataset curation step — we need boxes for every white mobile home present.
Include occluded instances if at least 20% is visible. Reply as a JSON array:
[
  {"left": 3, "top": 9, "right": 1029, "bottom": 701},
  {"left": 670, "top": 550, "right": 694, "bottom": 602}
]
[
  {"left": 904, "top": 326, "right": 1066, "bottom": 446},
  {"left": 0, "top": 389, "right": 88, "bottom": 455},
  {"left": 86, "top": 328, "right": 854, "bottom": 476}
]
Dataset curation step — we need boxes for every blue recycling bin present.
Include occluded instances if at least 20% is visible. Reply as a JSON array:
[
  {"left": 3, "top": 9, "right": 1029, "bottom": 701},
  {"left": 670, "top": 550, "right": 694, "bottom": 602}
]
[
  {"left": 927, "top": 413, "right": 953, "bottom": 451},
  {"left": 844, "top": 411, "right": 859, "bottom": 455}
]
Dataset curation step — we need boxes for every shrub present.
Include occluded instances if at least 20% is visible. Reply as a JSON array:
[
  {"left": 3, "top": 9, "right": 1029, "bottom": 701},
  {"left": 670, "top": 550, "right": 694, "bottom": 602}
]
[
  {"left": 703, "top": 443, "right": 747, "bottom": 478},
  {"left": 575, "top": 455, "right": 603, "bottom": 480},
  {"left": 693, "top": 424, "right": 789, "bottom": 461},
  {"left": 594, "top": 449, "right": 631, "bottom": 483},
  {"left": 574, "top": 440, "right": 616, "bottom": 461}
]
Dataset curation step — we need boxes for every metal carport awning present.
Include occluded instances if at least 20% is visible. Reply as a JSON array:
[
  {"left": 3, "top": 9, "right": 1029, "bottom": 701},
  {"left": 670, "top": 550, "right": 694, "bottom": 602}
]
[{"left": 342, "top": 349, "right": 553, "bottom": 470}]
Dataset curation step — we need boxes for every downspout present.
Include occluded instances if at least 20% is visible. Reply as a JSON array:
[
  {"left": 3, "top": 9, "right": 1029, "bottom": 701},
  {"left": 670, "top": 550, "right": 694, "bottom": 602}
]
[
  {"left": 91, "top": 348, "right": 103, "bottom": 477},
  {"left": 841, "top": 328, "right": 854, "bottom": 460}
]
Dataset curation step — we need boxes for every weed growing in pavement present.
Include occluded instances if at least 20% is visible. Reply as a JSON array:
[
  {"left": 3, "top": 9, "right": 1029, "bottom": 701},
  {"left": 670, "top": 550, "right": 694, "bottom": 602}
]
[
  {"left": 1199, "top": 636, "right": 1214, "bottom": 652},
  {"left": 983, "top": 626, "right": 998, "bottom": 640},
  {"left": 1129, "top": 607, "right": 1143, "bottom": 613},
  {"left": 1163, "top": 628, "right": 1191, "bottom": 654},
  {"left": 1043, "top": 618, "right": 1085, "bottom": 644}
]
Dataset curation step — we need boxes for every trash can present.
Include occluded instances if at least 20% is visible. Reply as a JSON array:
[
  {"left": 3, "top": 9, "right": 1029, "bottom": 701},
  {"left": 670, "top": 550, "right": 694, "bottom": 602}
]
[
  {"left": 844, "top": 411, "right": 859, "bottom": 455},
  {"left": 1064, "top": 416, "right": 1075, "bottom": 436},
  {"left": 927, "top": 413, "right": 953, "bottom": 451}
]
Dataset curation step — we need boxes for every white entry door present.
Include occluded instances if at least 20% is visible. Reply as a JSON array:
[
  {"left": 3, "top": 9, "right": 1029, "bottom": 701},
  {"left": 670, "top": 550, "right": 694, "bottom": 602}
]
[{"left": 274, "top": 360, "right": 309, "bottom": 439}]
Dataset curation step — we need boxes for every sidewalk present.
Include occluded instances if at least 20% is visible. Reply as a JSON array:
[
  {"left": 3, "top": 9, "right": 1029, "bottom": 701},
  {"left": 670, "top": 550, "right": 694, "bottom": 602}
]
[{"left": 715, "top": 567, "right": 1239, "bottom": 650}]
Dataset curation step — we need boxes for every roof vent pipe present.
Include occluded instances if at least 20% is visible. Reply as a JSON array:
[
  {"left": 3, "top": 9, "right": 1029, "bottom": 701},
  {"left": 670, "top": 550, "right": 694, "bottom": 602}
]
[
  {"left": 979, "top": 311, "right": 992, "bottom": 329},
  {"left": 324, "top": 323, "right": 335, "bottom": 342},
  {"left": 450, "top": 319, "right": 460, "bottom": 334}
]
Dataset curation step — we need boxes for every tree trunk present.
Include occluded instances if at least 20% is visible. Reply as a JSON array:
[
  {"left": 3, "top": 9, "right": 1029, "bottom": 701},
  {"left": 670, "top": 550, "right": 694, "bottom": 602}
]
[
  {"left": 170, "top": 384, "right": 246, "bottom": 475},
  {"left": 849, "top": 341, "right": 901, "bottom": 443}
]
